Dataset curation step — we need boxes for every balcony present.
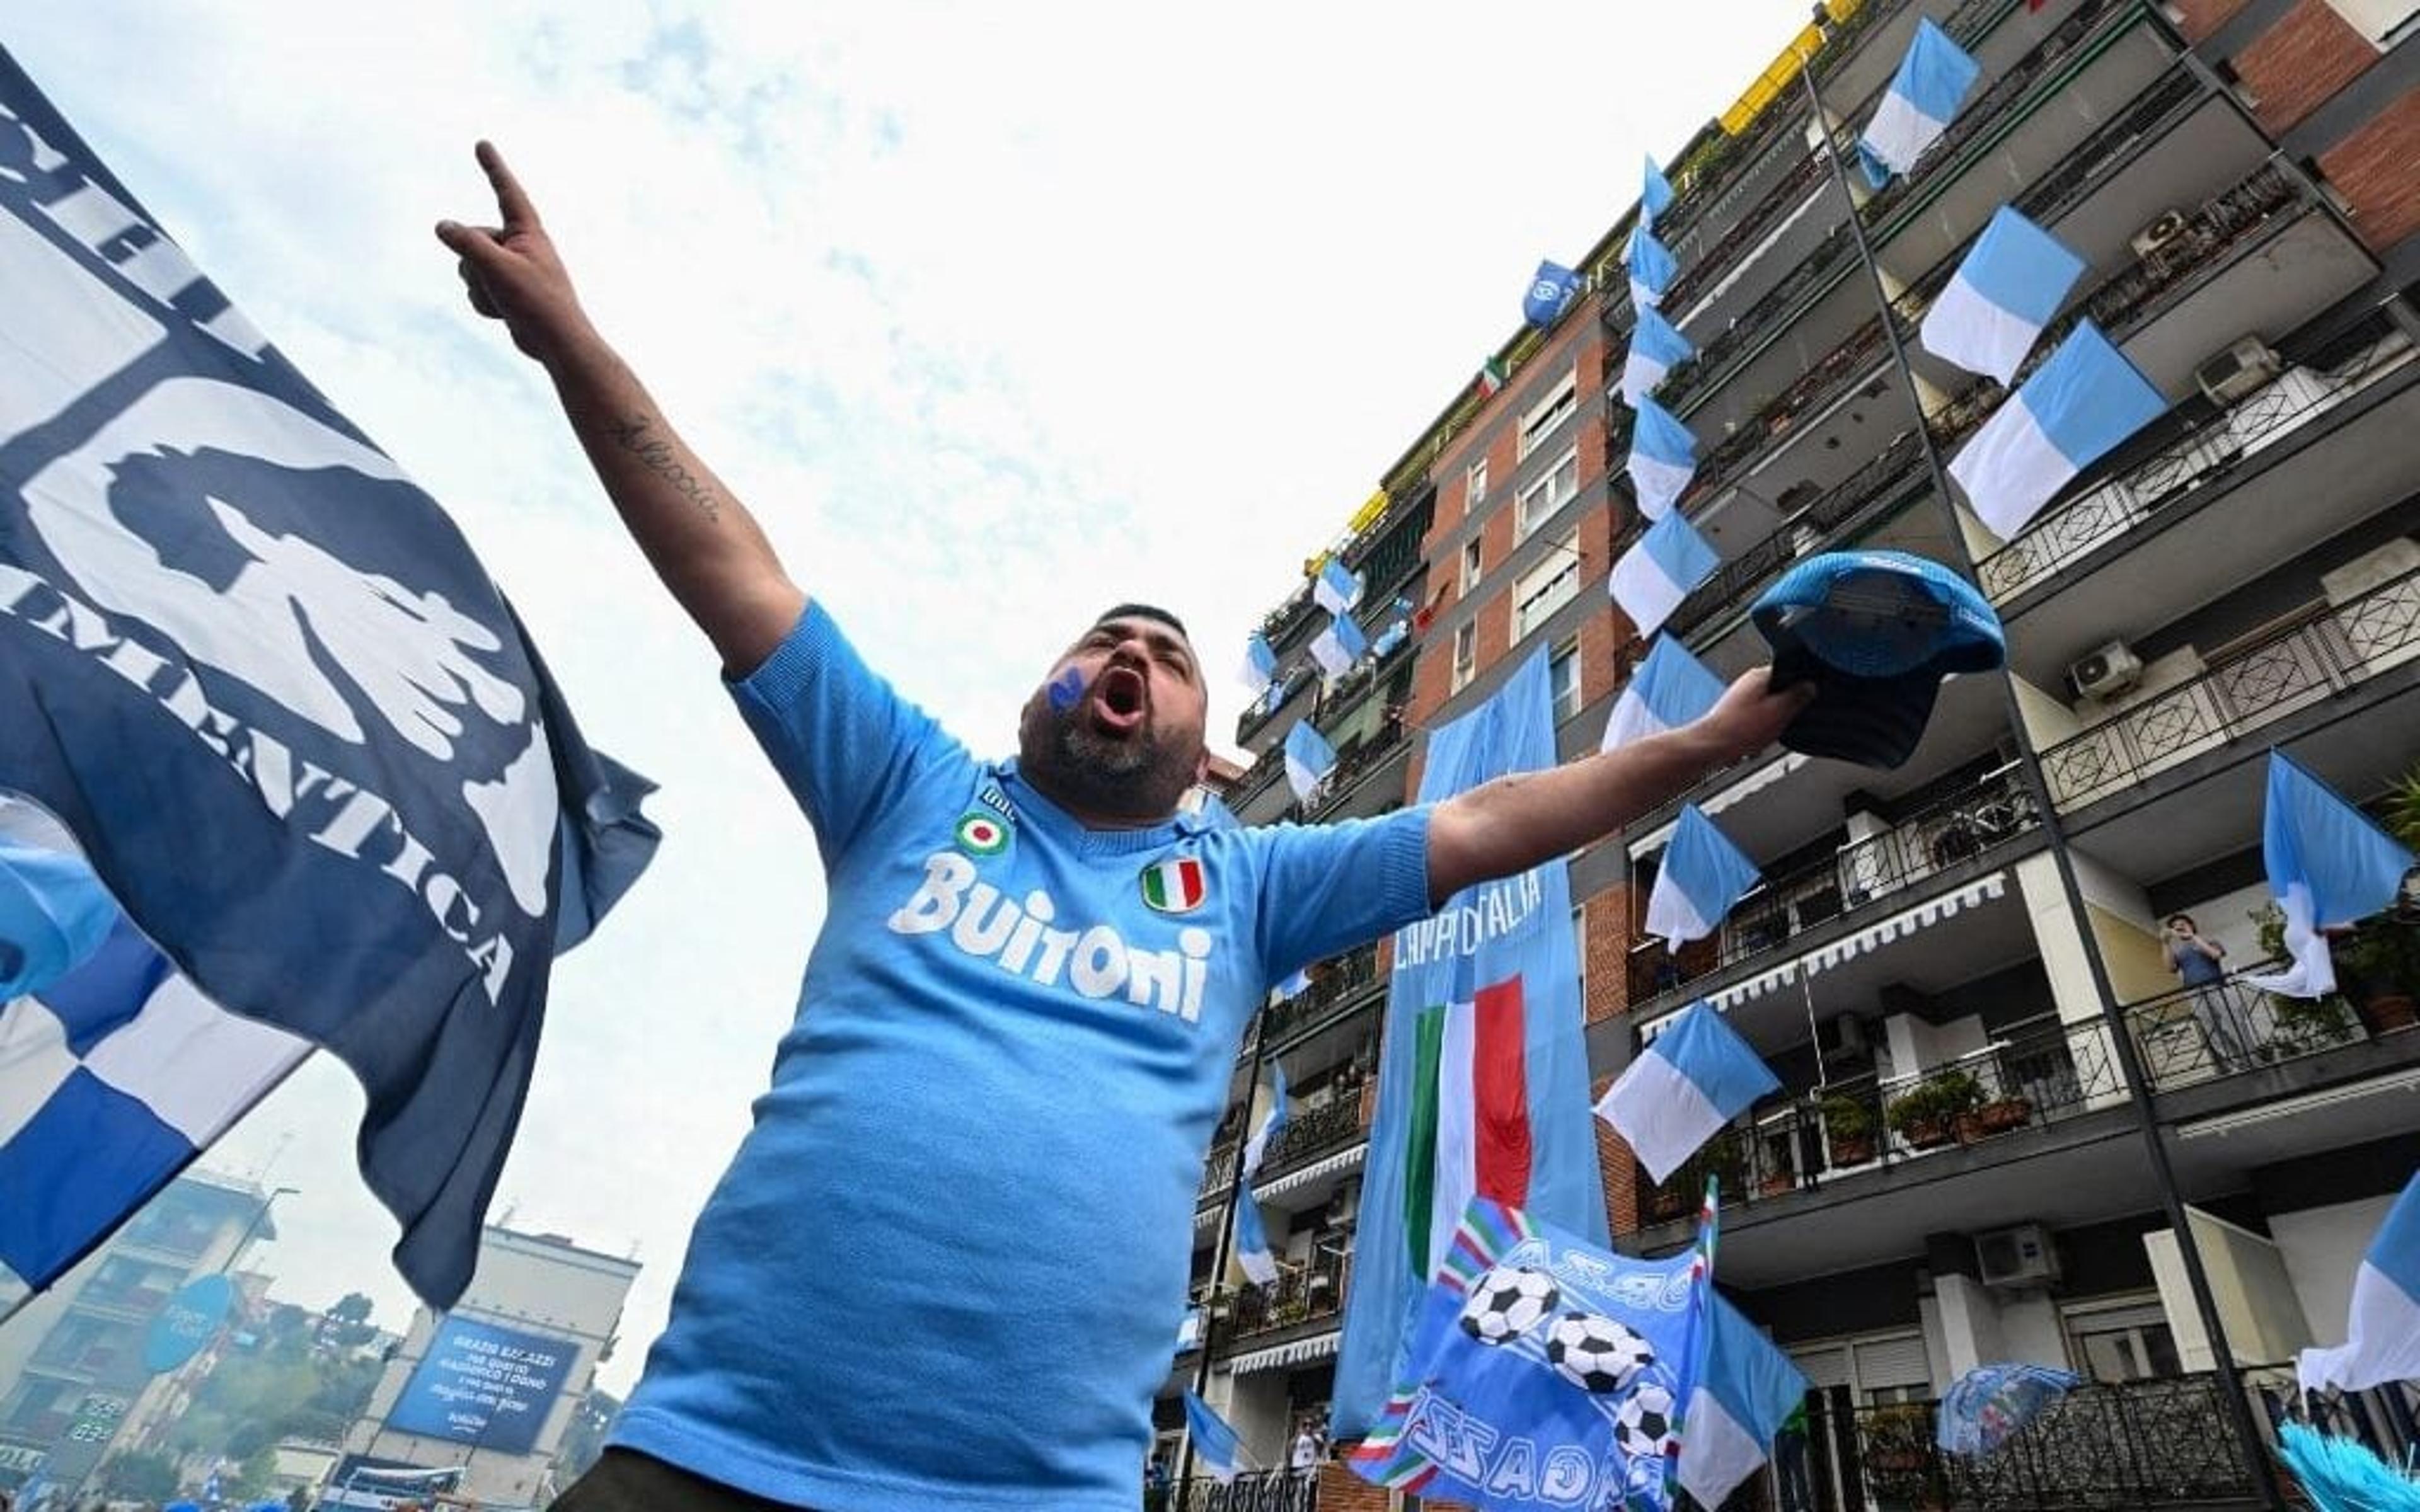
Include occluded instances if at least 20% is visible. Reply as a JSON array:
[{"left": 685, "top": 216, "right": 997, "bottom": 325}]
[
  {"left": 2126, "top": 927, "right": 2420, "bottom": 1096},
  {"left": 1228, "top": 1237, "right": 1352, "bottom": 1342},
  {"left": 1637, "top": 1011, "right": 2125, "bottom": 1223},
  {"left": 1256, "top": 1092, "right": 1368, "bottom": 1188},
  {"left": 1250, "top": 944, "right": 1381, "bottom": 1057},
  {"left": 1629, "top": 762, "right": 2041, "bottom": 1011},
  {"left": 1199, "top": 1140, "right": 1240, "bottom": 1209},
  {"left": 1163, "top": 1468, "right": 1317, "bottom": 1512},
  {"left": 1978, "top": 331, "right": 2416, "bottom": 606},
  {"left": 2037, "top": 564, "right": 2420, "bottom": 812}
]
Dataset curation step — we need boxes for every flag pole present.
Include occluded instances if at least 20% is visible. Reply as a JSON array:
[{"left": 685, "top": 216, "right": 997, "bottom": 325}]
[
  {"left": 1788, "top": 21, "right": 2285, "bottom": 1505},
  {"left": 1175, "top": 1005, "right": 1275, "bottom": 1499}
]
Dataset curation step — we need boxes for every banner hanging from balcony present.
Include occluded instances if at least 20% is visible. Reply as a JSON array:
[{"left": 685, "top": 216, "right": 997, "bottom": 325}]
[
  {"left": 1858, "top": 18, "right": 1980, "bottom": 182},
  {"left": 1524, "top": 260, "right": 1584, "bottom": 329},
  {"left": 1315, "top": 555, "right": 1366, "bottom": 617},
  {"left": 1628, "top": 226, "right": 1678, "bottom": 311},
  {"left": 1610, "top": 511, "right": 1719, "bottom": 639},
  {"left": 0, "top": 50, "right": 660, "bottom": 1308},
  {"left": 1239, "top": 631, "right": 1277, "bottom": 695},
  {"left": 1622, "top": 306, "right": 1698, "bottom": 408},
  {"left": 1282, "top": 719, "right": 1338, "bottom": 803},
  {"left": 1351, "top": 1198, "right": 1710, "bottom": 1512},
  {"left": 2298, "top": 1164, "right": 2420, "bottom": 1394},
  {"left": 1642, "top": 155, "right": 1677, "bottom": 227},
  {"left": 1603, "top": 636, "right": 1725, "bottom": 755},
  {"left": 1948, "top": 320, "right": 2166, "bottom": 539},
  {"left": 1335, "top": 648, "right": 1606, "bottom": 1440},
  {"left": 1310, "top": 608, "right": 1370, "bottom": 680},
  {"left": 1685, "top": 1295, "right": 1813, "bottom": 1508},
  {"left": 1645, "top": 805, "right": 1761, "bottom": 946},
  {"left": 1594, "top": 1000, "right": 1778, "bottom": 1184},
  {"left": 1625, "top": 395, "right": 1700, "bottom": 521},
  {"left": 0, "top": 801, "right": 309, "bottom": 1290},
  {"left": 2240, "top": 750, "right": 2414, "bottom": 1003},
  {"left": 1920, "top": 206, "right": 2087, "bottom": 386},
  {"left": 1184, "top": 1390, "right": 1250, "bottom": 1483}
]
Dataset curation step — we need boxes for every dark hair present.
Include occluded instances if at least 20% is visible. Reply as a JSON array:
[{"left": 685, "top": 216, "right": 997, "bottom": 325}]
[
  {"left": 2166, "top": 914, "right": 2196, "bottom": 931},
  {"left": 1095, "top": 604, "right": 1190, "bottom": 639}
]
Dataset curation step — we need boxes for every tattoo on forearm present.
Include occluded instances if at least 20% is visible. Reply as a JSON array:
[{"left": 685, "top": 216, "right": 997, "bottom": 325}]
[{"left": 607, "top": 413, "right": 720, "bottom": 520}]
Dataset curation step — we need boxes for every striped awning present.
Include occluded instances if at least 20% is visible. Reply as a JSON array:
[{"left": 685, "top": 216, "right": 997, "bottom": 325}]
[
  {"left": 1223, "top": 1327, "right": 1342, "bottom": 1375},
  {"left": 1628, "top": 753, "right": 1812, "bottom": 859},
  {"left": 1253, "top": 1140, "right": 1367, "bottom": 1203},
  {"left": 1640, "top": 871, "right": 2009, "bottom": 1040}
]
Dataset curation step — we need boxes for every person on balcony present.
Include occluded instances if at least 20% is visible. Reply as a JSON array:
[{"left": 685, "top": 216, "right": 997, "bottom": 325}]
[
  {"left": 2164, "top": 914, "right": 2245, "bottom": 1070},
  {"left": 436, "top": 144, "right": 1809, "bottom": 1512}
]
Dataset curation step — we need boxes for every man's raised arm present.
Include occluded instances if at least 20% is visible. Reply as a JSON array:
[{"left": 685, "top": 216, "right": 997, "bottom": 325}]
[
  {"left": 436, "top": 142, "right": 804, "bottom": 677},
  {"left": 1424, "top": 669, "right": 1813, "bottom": 905}
]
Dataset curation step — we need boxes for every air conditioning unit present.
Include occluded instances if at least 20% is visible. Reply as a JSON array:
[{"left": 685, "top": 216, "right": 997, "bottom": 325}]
[
  {"left": 2196, "top": 337, "right": 2285, "bottom": 406},
  {"left": 2070, "top": 640, "right": 2143, "bottom": 701},
  {"left": 2130, "top": 209, "right": 2191, "bottom": 258},
  {"left": 1976, "top": 1223, "right": 2061, "bottom": 1288}
]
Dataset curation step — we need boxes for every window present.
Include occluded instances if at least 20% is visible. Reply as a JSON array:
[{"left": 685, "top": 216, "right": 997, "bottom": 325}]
[
  {"left": 1548, "top": 636, "right": 1581, "bottom": 720},
  {"left": 1460, "top": 537, "right": 1483, "bottom": 594},
  {"left": 1517, "top": 372, "right": 1578, "bottom": 461},
  {"left": 1571, "top": 904, "right": 1587, "bottom": 1004},
  {"left": 1511, "top": 532, "right": 1581, "bottom": 643},
  {"left": 1516, "top": 448, "right": 1581, "bottom": 542},
  {"left": 1451, "top": 621, "right": 1477, "bottom": 693},
  {"left": 1466, "top": 457, "right": 1489, "bottom": 515}
]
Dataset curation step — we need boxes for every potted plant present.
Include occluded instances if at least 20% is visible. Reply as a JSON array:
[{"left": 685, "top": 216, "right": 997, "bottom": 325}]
[
  {"left": 2339, "top": 920, "right": 2420, "bottom": 1034},
  {"left": 2273, "top": 992, "right": 2358, "bottom": 1051},
  {"left": 1974, "top": 1091, "right": 2034, "bottom": 1135},
  {"left": 1886, "top": 1082, "right": 1950, "bottom": 1149},
  {"left": 1821, "top": 1094, "right": 1878, "bottom": 1166}
]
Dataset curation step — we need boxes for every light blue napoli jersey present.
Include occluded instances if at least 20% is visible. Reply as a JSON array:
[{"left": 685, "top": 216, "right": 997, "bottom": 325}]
[{"left": 613, "top": 604, "right": 1432, "bottom": 1512}]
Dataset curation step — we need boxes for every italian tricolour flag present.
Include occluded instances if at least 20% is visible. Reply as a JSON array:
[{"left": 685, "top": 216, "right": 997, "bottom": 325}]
[{"left": 1401, "top": 976, "right": 1535, "bottom": 1284}]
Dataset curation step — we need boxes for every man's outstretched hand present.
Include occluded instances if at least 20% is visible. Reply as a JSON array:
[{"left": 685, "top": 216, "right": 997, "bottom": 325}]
[
  {"left": 436, "top": 142, "right": 587, "bottom": 364},
  {"left": 1695, "top": 666, "right": 1815, "bottom": 767}
]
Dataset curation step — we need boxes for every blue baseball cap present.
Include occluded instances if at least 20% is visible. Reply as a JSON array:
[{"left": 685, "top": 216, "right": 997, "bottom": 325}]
[{"left": 1749, "top": 551, "right": 2005, "bottom": 769}]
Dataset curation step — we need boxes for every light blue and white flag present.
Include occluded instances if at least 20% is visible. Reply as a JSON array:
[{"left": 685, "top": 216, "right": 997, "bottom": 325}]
[
  {"left": 1184, "top": 1390, "right": 1250, "bottom": 1483},
  {"left": 2300, "top": 1166, "right": 2420, "bottom": 1394},
  {"left": 1596, "top": 1000, "right": 1778, "bottom": 1182},
  {"left": 1274, "top": 966, "right": 1312, "bottom": 1002},
  {"left": 1603, "top": 636, "right": 1727, "bottom": 753},
  {"left": 1369, "top": 617, "right": 1410, "bottom": 661},
  {"left": 1949, "top": 320, "right": 2165, "bottom": 539},
  {"left": 1682, "top": 1296, "right": 1812, "bottom": 1507},
  {"left": 1645, "top": 805, "right": 1761, "bottom": 945},
  {"left": 0, "top": 804, "right": 311, "bottom": 1292},
  {"left": 1524, "top": 260, "right": 1584, "bottom": 329},
  {"left": 1240, "top": 631, "right": 1279, "bottom": 695},
  {"left": 1642, "top": 154, "right": 1677, "bottom": 226},
  {"left": 1628, "top": 224, "right": 1679, "bottom": 310},
  {"left": 0, "top": 833, "right": 116, "bottom": 1002},
  {"left": 1310, "top": 609, "right": 1370, "bottom": 680},
  {"left": 1283, "top": 719, "right": 1339, "bottom": 803},
  {"left": 1610, "top": 512, "right": 1719, "bottom": 639},
  {"left": 1233, "top": 1184, "right": 1281, "bottom": 1287},
  {"left": 0, "top": 54, "right": 660, "bottom": 1308},
  {"left": 1921, "top": 207, "right": 2087, "bottom": 386},
  {"left": 1315, "top": 556, "right": 1366, "bottom": 617},
  {"left": 2242, "top": 751, "right": 2415, "bottom": 1001},
  {"left": 1859, "top": 18, "right": 1981, "bottom": 178},
  {"left": 1243, "top": 1060, "right": 1290, "bottom": 1177},
  {"left": 1623, "top": 304, "right": 1698, "bottom": 407},
  {"left": 1627, "top": 393, "right": 1699, "bottom": 520}
]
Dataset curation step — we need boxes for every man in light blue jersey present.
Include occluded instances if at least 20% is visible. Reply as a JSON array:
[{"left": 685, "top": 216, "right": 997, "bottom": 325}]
[{"left": 439, "top": 145, "right": 1808, "bottom": 1512}]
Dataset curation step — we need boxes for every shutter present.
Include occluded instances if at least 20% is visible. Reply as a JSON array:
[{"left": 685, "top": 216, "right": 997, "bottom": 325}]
[
  {"left": 1791, "top": 1344, "right": 1851, "bottom": 1390},
  {"left": 1851, "top": 1332, "right": 1933, "bottom": 1390}
]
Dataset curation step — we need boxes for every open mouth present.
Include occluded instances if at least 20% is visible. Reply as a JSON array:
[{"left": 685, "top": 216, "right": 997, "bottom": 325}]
[{"left": 1090, "top": 665, "right": 1148, "bottom": 736}]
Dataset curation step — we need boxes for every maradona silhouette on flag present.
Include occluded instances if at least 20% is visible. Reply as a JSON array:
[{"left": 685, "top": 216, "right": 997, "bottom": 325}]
[
  {"left": 0, "top": 48, "right": 659, "bottom": 1307},
  {"left": 1352, "top": 1198, "right": 1710, "bottom": 1512}
]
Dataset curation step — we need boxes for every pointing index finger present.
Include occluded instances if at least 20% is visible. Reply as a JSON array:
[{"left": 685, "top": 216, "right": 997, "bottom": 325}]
[{"left": 475, "top": 140, "right": 540, "bottom": 229}]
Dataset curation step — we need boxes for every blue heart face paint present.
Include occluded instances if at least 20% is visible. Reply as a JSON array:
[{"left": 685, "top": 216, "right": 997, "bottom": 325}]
[{"left": 1047, "top": 666, "right": 1088, "bottom": 711}]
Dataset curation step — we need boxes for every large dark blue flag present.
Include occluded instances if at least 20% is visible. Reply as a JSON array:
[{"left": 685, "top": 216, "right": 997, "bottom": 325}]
[{"left": 0, "top": 49, "right": 659, "bottom": 1306}]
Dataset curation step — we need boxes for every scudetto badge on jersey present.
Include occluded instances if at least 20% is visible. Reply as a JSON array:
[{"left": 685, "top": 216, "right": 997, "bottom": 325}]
[
  {"left": 955, "top": 813, "right": 1010, "bottom": 857},
  {"left": 1139, "top": 857, "right": 1207, "bottom": 914}
]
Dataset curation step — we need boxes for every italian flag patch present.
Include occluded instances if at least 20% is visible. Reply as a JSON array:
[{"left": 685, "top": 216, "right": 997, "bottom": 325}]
[
  {"left": 1139, "top": 857, "right": 1207, "bottom": 914},
  {"left": 954, "top": 813, "right": 1009, "bottom": 856}
]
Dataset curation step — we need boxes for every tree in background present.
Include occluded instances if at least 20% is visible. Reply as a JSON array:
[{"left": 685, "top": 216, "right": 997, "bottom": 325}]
[{"left": 99, "top": 1449, "right": 181, "bottom": 1502}]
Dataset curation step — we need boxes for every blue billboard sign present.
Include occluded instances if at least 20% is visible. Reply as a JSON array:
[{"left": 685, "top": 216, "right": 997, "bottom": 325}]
[
  {"left": 384, "top": 1317, "right": 575, "bottom": 1453},
  {"left": 144, "top": 1273, "right": 235, "bottom": 1373}
]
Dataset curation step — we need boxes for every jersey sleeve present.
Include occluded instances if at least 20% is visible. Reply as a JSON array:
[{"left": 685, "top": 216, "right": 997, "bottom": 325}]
[
  {"left": 727, "top": 601, "right": 965, "bottom": 867},
  {"left": 1253, "top": 806, "right": 1436, "bottom": 983}
]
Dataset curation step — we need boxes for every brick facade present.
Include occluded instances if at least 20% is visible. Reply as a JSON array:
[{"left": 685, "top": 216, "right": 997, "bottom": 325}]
[
  {"left": 2171, "top": 0, "right": 2253, "bottom": 42},
  {"left": 2230, "top": 0, "right": 2378, "bottom": 132},
  {"left": 2318, "top": 84, "right": 2420, "bottom": 251}
]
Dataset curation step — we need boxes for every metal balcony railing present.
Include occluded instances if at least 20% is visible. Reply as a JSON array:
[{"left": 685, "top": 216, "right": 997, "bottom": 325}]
[
  {"left": 2125, "top": 924, "right": 2420, "bottom": 1093},
  {"left": 1252, "top": 944, "right": 1382, "bottom": 1054},
  {"left": 1161, "top": 1468, "right": 1319, "bottom": 1512},
  {"left": 1228, "top": 1237, "right": 1352, "bottom": 1341},
  {"left": 1257, "top": 1091, "right": 1368, "bottom": 1185},
  {"left": 2038, "top": 565, "right": 2420, "bottom": 810},
  {"left": 1629, "top": 763, "right": 2040, "bottom": 1008},
  {"left": 1198, "top": 1140, "right": 1240, "bottom": 1207},
  {"left": 1637, "top": 1011, "right": 2124, "bottom": 1222},
  {"left": 1685, "top": 312, "right": 1893, "bottom": 502},
  {"left": 1978, "top": 333, "right": 2414, "bottom": 603}
]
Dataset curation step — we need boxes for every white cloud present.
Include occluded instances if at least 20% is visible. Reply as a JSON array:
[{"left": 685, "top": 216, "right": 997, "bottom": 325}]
[{"left": 4, "top": 0, "right": 1804, "bottom": 1387}]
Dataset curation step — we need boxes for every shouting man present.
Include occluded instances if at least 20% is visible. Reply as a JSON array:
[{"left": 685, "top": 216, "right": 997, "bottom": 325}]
[{"left": 437, "top": 143, "right": 1806, "bottom": 1512}]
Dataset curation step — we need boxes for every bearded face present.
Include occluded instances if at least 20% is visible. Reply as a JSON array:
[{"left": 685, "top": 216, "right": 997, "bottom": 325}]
[{"left": 1016, "top": 614, "right": 1208, "bottom": 824}]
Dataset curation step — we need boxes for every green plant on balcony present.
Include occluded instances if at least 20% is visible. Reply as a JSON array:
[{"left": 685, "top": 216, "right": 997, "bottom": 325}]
[
  {"left": 1705, "top": 1127, "right": 1749, "bottom": 1198},
  {"left": 1885, "top": 1070, "right": 1983, "bottom": 1150},
  {"left": 1820, "top": 1093, "right": 1879, "bottom": 1166}
]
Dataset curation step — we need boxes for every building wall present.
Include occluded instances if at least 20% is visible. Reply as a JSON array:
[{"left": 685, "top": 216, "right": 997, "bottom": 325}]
[{"left": 2268, "top": 1194, "right": 2395, "bottom": 1349}]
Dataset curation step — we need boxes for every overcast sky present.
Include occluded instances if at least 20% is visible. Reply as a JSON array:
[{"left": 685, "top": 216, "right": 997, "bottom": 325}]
[{"left": 6, "top": 1, "right": 1803, "bottom": 1390}]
